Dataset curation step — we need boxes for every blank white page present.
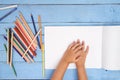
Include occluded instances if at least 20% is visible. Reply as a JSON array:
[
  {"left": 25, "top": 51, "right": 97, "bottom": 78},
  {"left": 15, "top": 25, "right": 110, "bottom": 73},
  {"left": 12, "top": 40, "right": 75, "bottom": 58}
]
[
  {"left": 45, "top": 26, "right": 102, "bottom": 69},
  {"left": 102, "top": 26, "right": 120, "bottom": 70}
]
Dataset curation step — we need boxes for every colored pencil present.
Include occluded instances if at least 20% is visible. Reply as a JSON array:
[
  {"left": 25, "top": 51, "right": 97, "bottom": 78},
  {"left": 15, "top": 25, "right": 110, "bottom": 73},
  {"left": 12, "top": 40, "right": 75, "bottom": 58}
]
[
  {"left": 7, "top": 28, "right": 12, "bottom": 65},
  {"left": 4, "top": 44, "right": 7, "bottom": 53},
  {"left": 38, "top": 16, "right": 42, "bottom": 49},
  {"left": 15, "top": 18, "right": 37, "bottom": 51},
  {"left": 13, "top": 32, "right": 33, "bottom": 59},
  {"left": 10, "top": 32, "right": 13, "bottom": 67},
  {"left": 9, "top": 29, "right": 11, "bottom": 65},
  {"left": 41, "top": 44, "right": 45, "bottom": 77},
  {"left": 31, "top": 14, "right": 41, "bottom": 49},
  {"left": 4, "top": 34, "right": 30, "bottom": 63},
  {"left": 0, "top": 5, "right": 17, "bottom": 10},
  {"left": 0, "top": 8, "right": 17, "bottom": 21},
  {"left": 22, "top": 29, "right": 41, "bottom": 58},
  {"left": 13, "top": 27, "right": 36, "bottom": 56},
  {"left": 13, "top": 37, "right": 30, "bottom": 63},
  {"left": 11, "top": 63, "right": 17, "bottom": 77},
  {"left": 3, "top": 43, "right": 17, "bottom": 77},
  {"left": 4, "top": 43, "right": 8, "bottom": 64},
  {"left": 3, "top": 35, "right": 26, "bottom": 62},
  {"left": 13, "top": 36, "right": 34, "bottom": 62},
  {"left": 13, "top": 28, "right": 34, "bottom": 61},
  {"left": 38, "top": 15, "right": 45, "bottom": 77},
  {"left": 7, "top": 29, "right": 9, "bottom": 64},
  {"left": 15, "top": 18, "right": 36, "bottom": 51},
  {"left": 19, "top": 12, "right": 37, "bottom": 45}
]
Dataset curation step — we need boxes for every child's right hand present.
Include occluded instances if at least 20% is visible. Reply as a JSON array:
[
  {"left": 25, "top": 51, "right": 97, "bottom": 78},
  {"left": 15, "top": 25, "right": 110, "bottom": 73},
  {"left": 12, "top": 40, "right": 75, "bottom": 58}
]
[
  {"left": 75, "top": 40, "right": 89, "bottom": 67},
  {"left": 62, "top": 41, "right": 83, "bottom": 64}
]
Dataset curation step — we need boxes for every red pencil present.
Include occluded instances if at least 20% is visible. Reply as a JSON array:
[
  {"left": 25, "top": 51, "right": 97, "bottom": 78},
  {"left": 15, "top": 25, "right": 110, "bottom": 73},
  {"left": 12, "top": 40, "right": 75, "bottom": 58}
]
[
  {"left": 15, "top": 18, "right": 37, "bottom": 50},
  {"left": 13, "top": 27, "right": 36, "bottom": 56}
]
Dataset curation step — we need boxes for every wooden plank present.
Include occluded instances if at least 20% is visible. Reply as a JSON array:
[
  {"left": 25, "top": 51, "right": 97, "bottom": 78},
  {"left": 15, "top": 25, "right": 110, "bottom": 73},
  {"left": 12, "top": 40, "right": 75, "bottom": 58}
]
[
  {"left": 1, "top": 23, "right": 120, "bottom": 51},
  {"left": 0, "top": 62, "right": 44, "bottom": 79},
  {"left": 0, "top": 63, "right": 119, "bottom": 80},
  {"left": 2, "top": 23, "right": 120, "bottom": 35},
  {"left": 0, "top": 49, "right": 42, "bottom": 62},
  {"left": 0, "top": 35, "right": 44, "bottom": 51},
  {"left": 0, "top": 0, "right": 120, "bottom": 4},
  {"left": 1, "top": 5, "right": 120, "bottom": 23}
]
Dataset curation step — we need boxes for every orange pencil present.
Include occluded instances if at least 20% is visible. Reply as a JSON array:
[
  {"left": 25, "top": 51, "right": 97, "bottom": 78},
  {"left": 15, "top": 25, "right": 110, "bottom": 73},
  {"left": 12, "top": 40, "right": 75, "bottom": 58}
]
[
  {"left": 19, "top": 12, "right": 37, "bottom": 46},
  {"left": 13, "top": 36, "right": 34, "bottom": 63},
  {"left": 13, "top": 27, "right": 36, "bottom": 56},
  {"left": 15, "top": 18, "right": 37, "bottom": 50},
  {"left": 22, "top": 29, "right": 41, "bottom": 58}
]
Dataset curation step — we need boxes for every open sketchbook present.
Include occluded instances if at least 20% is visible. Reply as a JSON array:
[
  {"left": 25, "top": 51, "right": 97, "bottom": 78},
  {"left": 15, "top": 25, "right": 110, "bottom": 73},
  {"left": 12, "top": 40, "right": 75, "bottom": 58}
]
[{"left": 45, "top": 26, "right": 120, "bottom": 70}]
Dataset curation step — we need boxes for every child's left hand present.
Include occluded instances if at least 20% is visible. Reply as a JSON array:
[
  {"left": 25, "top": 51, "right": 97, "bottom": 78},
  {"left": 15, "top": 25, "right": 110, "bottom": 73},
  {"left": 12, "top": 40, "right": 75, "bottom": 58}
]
[{"left": 62, "top": 41, "right": 83, "bottom": 64}]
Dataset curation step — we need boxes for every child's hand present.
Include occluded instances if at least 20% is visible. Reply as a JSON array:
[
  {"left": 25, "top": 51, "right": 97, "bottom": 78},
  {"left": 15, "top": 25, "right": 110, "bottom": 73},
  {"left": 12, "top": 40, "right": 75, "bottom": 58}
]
[
  {"left": 75, "top": 40, "right": 89, "bottom": 67},
  {"left": 62, "top": 41, "right": 83, "bottom": 64}
]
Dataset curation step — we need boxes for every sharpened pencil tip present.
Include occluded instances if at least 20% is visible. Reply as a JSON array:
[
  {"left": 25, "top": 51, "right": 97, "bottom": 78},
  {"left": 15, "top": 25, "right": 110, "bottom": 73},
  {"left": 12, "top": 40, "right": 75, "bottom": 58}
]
[{"left": 30, "top": 14, "right": 33, "bottom": 16}]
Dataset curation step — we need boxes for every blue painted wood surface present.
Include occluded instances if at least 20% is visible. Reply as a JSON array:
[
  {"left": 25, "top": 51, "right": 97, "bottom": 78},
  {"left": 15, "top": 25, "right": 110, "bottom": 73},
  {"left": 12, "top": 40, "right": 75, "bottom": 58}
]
[
  {"left": 1, "top": 0, "right": 120, "bottom": 4},
  {"left": 1, "top": 5, "right": 120, "bottom": 23},
  {"left": 0, "top": 0, "right": 120, "bottom": 80}
]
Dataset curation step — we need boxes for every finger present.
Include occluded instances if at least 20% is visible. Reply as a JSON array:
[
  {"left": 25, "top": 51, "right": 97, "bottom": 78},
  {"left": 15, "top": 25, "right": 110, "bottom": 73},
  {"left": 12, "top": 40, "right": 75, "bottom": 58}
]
[
  {"left": 74, "top": 46, "right": 83, "bottom": 53},
  {"left": 85, "top": 45, "right": 89, "bottom": 55},
  {"left": 81, "top": 41, "right": 85, "bottom": 50},
  {"left": 68, "top": 41, "right": 75, "bottom": 49},
  {"left": 77, "top": 39, "right": 82, "bottom": 49},
  {"left": 74, "top": 51, "right": 81, "bottom": 58},
  {"left": 75, "top": 56, "right": 81, "bottom": 62},
  {"left": 71, "top": 43, "right": 80, "bottom": 50},
  {"left": 77, "top": 39, "right": 80, "bottom": 44}
]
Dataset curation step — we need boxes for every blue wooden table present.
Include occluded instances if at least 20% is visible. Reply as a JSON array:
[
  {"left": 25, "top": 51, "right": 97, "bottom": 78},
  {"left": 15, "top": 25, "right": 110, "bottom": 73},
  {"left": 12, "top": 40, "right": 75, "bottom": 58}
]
[{"left": 0, "top": 0, "right": 120, "bottom": 80}]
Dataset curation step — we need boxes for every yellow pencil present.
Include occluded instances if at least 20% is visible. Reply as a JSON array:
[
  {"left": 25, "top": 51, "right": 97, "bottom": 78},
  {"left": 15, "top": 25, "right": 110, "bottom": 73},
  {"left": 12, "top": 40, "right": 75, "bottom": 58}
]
[
  {"left": 38, "top": 15, "right": 45, "bottom": 77},
  {"left": 41, "top": 44, "right": 45, "bottom": 77}
]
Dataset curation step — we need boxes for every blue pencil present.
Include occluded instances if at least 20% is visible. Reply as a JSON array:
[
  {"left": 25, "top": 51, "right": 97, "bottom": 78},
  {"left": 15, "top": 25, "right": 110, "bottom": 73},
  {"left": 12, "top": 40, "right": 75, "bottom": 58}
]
[
  {"left": 0, "top": 7, "right": 17, "bottom": 21},
  {"left": 13, "top": 32, "right": 33, "bottom": 59},
  {"left": 3, "top": 35, "right": 26, "bottom": 62},
  {"left": 31, "top": 14, "right": 41, "bottom": 49}
]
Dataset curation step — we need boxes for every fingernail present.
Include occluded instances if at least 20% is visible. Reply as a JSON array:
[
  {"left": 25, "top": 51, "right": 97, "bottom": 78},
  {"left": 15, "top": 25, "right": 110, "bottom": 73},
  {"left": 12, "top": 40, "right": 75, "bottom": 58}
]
[
  {"left": 77, "top": 39, "right": 79, "bottom": 43},
  {"left": 73, "top": 41, "right": 75, "bottom": 44},
  {"left": 82, "top": 41, "right": 84, "bottom": 45}
]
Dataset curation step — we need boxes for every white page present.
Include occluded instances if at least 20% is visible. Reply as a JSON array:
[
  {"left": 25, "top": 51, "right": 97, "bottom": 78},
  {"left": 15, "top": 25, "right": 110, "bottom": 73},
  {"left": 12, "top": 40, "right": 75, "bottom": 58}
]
[
  {"left": 102, "top": 26, "right": 120, "bottom": 70},
  {"left": 45, "top": 26, "right": 102, "bottom": 69}
]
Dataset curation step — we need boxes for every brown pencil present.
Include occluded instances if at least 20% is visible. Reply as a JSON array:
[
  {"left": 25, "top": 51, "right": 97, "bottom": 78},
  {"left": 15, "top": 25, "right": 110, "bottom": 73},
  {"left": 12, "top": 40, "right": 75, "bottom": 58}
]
[{"left": 10, "top": 32, "right": 13, "bottom": 67}]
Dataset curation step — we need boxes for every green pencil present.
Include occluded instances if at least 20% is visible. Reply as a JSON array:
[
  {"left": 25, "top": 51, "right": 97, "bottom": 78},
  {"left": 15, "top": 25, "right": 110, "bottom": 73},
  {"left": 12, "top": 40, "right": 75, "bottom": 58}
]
[
  {"left": 4, "top": 44, "right": 17, "bottom": 77},
  {"left": 11, "top": 63, "right": 17, "bottom": 77},
  {"left": 4, "top": 44, "right": 7, "bottom": 54}
]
